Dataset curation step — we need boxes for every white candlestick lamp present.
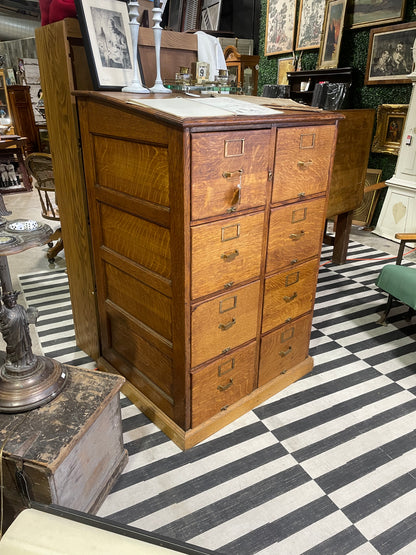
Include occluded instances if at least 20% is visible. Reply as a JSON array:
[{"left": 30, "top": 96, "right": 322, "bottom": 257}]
[
  {"left": 149, "top": 0, "right": 172, "bottom": 93},
  {"left": 122, "top": 0, "right": 149, "bottom": 94}
]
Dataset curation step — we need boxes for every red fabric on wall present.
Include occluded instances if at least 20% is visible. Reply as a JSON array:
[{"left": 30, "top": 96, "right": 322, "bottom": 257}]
[{"left": 39, "top": 0, "right": 77, "bottom": 26}]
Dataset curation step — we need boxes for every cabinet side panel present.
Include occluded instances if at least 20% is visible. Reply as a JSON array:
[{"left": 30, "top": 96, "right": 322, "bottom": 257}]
[
  {"left": 78, "top": 99, "right": 180, "bottom": 421},
  {"left": 35, "top": 21, "right": 100, "bottom": 359},
  {"left": 93, "top": 135, "right": 170, "bottom": 206}
]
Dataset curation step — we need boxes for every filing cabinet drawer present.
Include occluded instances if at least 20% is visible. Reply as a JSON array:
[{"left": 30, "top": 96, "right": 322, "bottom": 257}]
[
  {"left": 191, "top": 212, "right": 264, "bottom": 299},
  {"left": 191, "top": 281, "right": 260, "bottom": 367},
  {"left": 266, "top": 197, "right": 327, "bottom": 273},
  {"left": 258, "top": 314, "right": 312, "bottom": 387},
  {"left": 262, "top": 259, "right": 318, "bottom": 333},
  {"left": 191, "top": 130, "right": 270, "bottom": 220},
  {"left": 273, "top": 125, "right": 336, "bottom": 203},
  {"left": 191, "top": 342, "right": 257, "bottom": 427}
]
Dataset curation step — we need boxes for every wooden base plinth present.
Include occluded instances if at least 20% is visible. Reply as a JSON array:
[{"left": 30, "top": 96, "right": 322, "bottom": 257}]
[{"left": 98, "top": 355, "right": 314, "bottom": 450}]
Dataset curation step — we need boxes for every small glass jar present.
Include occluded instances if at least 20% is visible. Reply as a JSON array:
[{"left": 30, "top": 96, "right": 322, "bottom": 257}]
[{"left": 175, "top": 67, "right": 192, "bottom": 85}]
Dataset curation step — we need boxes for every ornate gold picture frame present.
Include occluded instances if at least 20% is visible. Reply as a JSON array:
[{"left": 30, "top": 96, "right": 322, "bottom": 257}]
[{"left": 371, "top": 104, "right": 408, "bottom": 155}]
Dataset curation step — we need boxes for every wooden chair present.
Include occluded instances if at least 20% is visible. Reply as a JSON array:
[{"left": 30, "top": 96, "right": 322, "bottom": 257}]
[
  {"left": 376, "top": 233, "right": 416, "bottom": 325},
  {"left": 25, "top": 153, "right": 63, "bottom": 263}
]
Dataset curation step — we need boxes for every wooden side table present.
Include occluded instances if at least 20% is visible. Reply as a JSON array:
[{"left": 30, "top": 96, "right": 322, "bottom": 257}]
[{"left": 0, "top": 367, "right": 127, "bottom": 532}]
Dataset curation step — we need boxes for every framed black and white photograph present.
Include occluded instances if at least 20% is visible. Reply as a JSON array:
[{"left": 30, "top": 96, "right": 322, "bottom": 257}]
[
  {"left": 296, "top": 0, "right": 327, "bottom": 50},
  {"left": 75, "top": 0, "right": 134, "bottom": 90},
  {"left": 365, "top": 22, "right": 416, "bottom": 85}
]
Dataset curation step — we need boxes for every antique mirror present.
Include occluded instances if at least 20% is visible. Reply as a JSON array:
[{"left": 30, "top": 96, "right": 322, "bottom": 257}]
[{"left": 0, "top": 69, "right": 13, "bottom": 134}]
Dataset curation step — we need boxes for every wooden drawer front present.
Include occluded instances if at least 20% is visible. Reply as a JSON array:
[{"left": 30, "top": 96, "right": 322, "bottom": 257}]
[
  {"left": 192, "top": 281, "right": 260, "bottom": 367},
  {"left": 191, "top": 342, "right": 257, "bottom": 427},
  {"left": 262, "top": 259, "right": 318, "bottom": 333},
  {"left": 266, "top": 197, "right": 326, "bottom": 273},
  {"left": 259, "top": 314, "right": 312, "bottom": 387},
  {"left": 191, "top": 212, "right": 264, "bottom": 299},
  {"left": 273, "top": 125, "right": 335, "bottom": 203},
  {"left": 191, "top": 130, "right": 270, "bottom": 220}
]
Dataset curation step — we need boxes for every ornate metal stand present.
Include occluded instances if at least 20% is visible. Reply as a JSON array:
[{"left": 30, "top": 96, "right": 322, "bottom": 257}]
[
  {"left": 149, "top": 0, "right": 172, "bottom": 94},
  {"left": 122, "top": 0, "right": 149, "bottom": 94},
  {"left": 0, "top": 218, "right": 67, "bottom": 413}
]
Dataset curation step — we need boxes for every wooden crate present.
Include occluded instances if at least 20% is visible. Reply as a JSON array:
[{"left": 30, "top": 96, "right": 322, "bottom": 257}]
[{"left": 0, "top": 367, "right": 127, "bottom": 531}]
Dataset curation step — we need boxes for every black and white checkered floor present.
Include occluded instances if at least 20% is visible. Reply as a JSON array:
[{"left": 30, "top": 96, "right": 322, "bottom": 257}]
[{"left": 19, "top": 241, "right": 416, "bottom": 554}]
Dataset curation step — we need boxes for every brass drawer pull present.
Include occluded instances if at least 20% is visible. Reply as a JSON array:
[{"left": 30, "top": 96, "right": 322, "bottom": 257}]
[
  {"left": 221, "top": 249, "right": 239, "bottom": 262},
  {"left": 279, "top": 346, "right": 292, "bottom": 357},
  {"left": 218, "top": 317, "right": 236, "bottom": 331},
  {"left": 297, "top": 160, "right": 313, "bottom": 169},
  {"left": 289, "top": 231, "right": 305, "bottom": 241},
  {"left": 223, "top": 169, "right": 243, "bottom": 179},
  {"left": 290, "top": 259, "right": 298, "bottom": 265},
  {"left": 224, "top": 281, "right": 234, "bottom": 289},
  {"left": 283, "top": 292, "right": 297, "bottom": 303},
  {"left": 298, "top": 192, "right": 306, "bottom": 198},
  {"left": 218, "top": 378, "right": 234, "bottom": 392}
]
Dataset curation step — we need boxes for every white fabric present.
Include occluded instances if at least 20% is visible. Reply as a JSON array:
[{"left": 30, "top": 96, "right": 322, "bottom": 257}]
[
  {"left": 0, "top": 509, "right": 183, "bottom": 554},
  {"left": 195, "top": 31, "right": 227, "bottom": 81}
]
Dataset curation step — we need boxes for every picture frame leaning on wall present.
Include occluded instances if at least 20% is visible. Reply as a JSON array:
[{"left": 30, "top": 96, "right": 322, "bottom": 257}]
[
  {"left": 296, "top": 0, "right": 327, "bottom": 50},
  {"left": 74, "top": 0, "right": 135, "bottom": 90},
  {"left": 317, "top": 0, "right": 348, "bottom": 70},
  {"left": 365, "top": 22, "right": 416, "bottom": 86},
  {"left": 265, "top": 0, "right": 297, "bottom": 56}
]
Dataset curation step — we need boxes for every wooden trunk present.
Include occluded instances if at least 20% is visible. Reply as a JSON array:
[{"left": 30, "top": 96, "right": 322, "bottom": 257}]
[
  {"left": 76, "top": 92, "right": 341, "bottom": 449},
  {"left": 0, "top": 368, "right": 127, "bottom": 531}
]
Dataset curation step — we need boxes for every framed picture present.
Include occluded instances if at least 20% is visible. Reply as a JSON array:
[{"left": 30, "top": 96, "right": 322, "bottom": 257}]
[
  {"left": 371, "top": 104, "right": 408, "bottom": 155},
  {"left": 365, "top": 22, "right": 416, "bottom": 86},
  {"left": 347, "top": 0, "right": 405, "bottom": 30},
  {"left": 296, "top": 0, "right": 327, "bottom": 50},
  {"left": 265, "top": 0, "right": 297, "bottom": 56},
  {"left": 277, "top": 56, "right": 295, "bottom": 85},
  {"left": 317, "top": 0, "right": 348, "bottom": 69},
  {"left": 6, "top": 69, "right": 16, "bottom": 86},
  {"left": 0, "top": 69, "right": 11, "bottom": 122},
  {"left": 352, "top": 169, "right": 384, "bottom": 227},
  {"left": 74, "top": 0, "right": 135, "bottom": 90}
]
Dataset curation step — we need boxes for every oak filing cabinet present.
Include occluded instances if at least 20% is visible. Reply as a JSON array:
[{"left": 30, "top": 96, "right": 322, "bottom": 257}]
[{"left": 76, "top": 93, "right": 341, "bottom": 449}]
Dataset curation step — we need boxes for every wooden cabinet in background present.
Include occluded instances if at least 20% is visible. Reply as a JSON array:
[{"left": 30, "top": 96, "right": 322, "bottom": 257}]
[
  {"left": 7, "top": 85, "right": 40, "bottom": 153},
  {"left": 76, "top": 92, "right": 341, "bottom": 449}
]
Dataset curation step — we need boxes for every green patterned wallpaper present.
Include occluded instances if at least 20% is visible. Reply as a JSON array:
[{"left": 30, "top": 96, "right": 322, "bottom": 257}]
[{"left": 258, "top": 0, "right": 416, "bottom": 182}]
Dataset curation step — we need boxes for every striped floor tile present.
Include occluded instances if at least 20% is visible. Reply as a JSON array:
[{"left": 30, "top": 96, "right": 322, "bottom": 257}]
[{"left": 18, "top": 241, "right": 416, "bottom": 554}]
